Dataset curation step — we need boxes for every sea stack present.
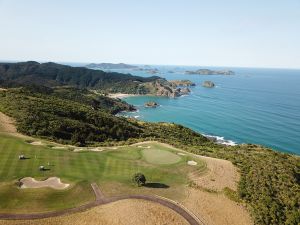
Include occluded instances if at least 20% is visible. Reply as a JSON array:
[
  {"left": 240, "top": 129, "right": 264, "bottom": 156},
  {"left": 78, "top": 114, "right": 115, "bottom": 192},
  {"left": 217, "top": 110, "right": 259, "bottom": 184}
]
[
  {"left": 202, "top": 81, "right": 215, "bottom": 88},
  {"left": 144, "top": 101, "right": 159, "bottom": 108}
]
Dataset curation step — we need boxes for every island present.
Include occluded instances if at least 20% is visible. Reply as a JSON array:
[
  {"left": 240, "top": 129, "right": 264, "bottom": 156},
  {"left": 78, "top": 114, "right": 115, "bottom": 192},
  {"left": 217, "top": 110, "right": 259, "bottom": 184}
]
[
  {"left": 169, "top": 80, "right": 196, "bottom": 87},
  {"left": 144, "top": 101, "right": 159, "bottom": 108},
  {"left": 185, "top": 69, "right": 235, "bottom": 75},
  {"left": 86, "top": 63, "right": 138, "bottom": 70},
  {"left": 135, "top": 67, "right": 160, "bottom": 74},
  {"left": 202, "top": 81, "right": 215, "bottom": 88}
]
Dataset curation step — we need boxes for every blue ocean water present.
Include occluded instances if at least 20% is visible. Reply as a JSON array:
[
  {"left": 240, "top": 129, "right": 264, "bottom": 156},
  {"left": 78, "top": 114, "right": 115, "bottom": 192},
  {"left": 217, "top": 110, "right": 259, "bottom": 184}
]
[{"left": 109, "top": 66, "right": 300, "bottom": 155}]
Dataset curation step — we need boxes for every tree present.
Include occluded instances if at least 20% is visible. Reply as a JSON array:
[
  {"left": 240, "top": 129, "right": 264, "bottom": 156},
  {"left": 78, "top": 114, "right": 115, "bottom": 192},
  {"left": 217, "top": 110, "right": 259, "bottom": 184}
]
[{"left": 132, "top": 173, "right": 146, "bottom": 186}]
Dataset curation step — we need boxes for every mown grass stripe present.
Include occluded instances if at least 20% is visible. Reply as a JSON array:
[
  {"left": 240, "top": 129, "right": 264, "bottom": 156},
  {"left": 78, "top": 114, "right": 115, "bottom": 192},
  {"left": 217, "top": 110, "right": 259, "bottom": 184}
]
[{"left": 0, "top": 140, "right": 18, "bottom": 179}]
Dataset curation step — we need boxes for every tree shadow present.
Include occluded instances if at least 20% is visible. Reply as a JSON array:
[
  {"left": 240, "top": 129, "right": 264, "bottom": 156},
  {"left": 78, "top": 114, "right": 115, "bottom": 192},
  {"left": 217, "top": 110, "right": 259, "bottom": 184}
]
[
  {"left": 20, "top": 157, "right": 31, "bottom": 160},
  {"left": 144, "top": 183, "right": 170, "bottom": 189}
]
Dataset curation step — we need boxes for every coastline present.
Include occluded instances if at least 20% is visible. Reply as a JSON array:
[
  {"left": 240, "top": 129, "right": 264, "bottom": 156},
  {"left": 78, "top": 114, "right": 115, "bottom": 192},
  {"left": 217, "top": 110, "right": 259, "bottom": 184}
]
[{"left": 108, "top": 93, "right": 139, "bottom": 99}]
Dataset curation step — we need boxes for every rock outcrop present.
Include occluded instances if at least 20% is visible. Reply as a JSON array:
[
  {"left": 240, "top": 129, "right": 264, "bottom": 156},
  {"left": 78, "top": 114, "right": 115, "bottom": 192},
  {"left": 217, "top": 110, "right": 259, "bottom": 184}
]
[
  {"left": 169, "top": 80, "right": 196, "bottom": 87},
  {"left": 177, "top": 87, "right": 191, "bottom": 95},
  {"left": 144, "top": 101, "right": 159, "bottom": 108},
  {"left": 141, "top": 79, "right": 182, "bottom": 98},
  {"left": 202, "top": 81, "right": 215, "bottom": 88}
]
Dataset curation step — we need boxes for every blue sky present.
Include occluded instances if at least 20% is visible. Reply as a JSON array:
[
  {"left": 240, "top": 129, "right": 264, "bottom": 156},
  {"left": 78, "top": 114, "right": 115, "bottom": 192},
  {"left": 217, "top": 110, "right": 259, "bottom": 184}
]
[{"left": 0, "top": 0, "right": 299, "bottom": 68}]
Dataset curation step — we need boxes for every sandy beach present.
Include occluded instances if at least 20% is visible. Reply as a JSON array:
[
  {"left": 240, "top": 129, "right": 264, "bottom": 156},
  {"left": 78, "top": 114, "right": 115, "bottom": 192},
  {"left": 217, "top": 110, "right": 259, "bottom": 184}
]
[{"left": 108, "top": 93, "right": 138, "bottom": 99}]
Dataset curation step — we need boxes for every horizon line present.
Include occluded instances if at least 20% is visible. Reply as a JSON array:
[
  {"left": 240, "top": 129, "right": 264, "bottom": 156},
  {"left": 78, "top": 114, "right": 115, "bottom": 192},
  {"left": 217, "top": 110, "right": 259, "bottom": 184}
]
[{"left": 0, "top": 59, "right": 300, "bottom": 70}]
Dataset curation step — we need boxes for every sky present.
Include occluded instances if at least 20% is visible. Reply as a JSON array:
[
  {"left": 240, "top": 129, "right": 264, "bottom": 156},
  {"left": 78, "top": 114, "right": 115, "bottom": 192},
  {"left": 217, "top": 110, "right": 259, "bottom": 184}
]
[{"left": 0, "top": 0, "right": 299, "bottom": 68}]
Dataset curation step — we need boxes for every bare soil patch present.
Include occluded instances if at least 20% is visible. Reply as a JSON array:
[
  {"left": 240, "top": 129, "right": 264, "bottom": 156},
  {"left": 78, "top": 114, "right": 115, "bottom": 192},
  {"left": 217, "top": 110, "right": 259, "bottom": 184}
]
[
  {"left": 20, "top": 177, "right": 70, "bottom": 190},
  {"left": 0, "top": 199, "right": 189, "bottom": 225},
  {"left": 183, "top": 188, "right": 252, "bottom": 225}
]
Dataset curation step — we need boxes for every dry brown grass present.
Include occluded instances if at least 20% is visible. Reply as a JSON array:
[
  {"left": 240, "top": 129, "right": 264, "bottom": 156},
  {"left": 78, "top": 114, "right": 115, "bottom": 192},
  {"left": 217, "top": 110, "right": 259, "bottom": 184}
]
[
  {"left": 0, "top": 112, "right": 27, "bottom": 139},
  {"left": 182, "top": 188, "right": 253, "bottom": 225},
  {"left": 189, "top": 155, "right": 239, "bottom": 191},
  {"left": 0, "top": 199, "right": 189, "bottom": 225},
  {"left": 0, "top": 112, "right": 17, "bottom": 133}
]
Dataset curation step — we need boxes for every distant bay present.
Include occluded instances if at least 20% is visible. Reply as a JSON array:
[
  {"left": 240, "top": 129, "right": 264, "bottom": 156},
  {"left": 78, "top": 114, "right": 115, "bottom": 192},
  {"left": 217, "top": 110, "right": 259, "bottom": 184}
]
[{"left": 71, "top": 63, "right": 300, "bottom": 155}]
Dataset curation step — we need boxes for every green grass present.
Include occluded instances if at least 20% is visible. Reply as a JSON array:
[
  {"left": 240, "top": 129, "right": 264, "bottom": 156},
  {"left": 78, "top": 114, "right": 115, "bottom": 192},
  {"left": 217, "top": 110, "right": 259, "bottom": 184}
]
[
  {"left": 0, "top": 134, "right": 206, "bottom": 213},
  {"left": 142, "top": 147, "right": 181, "bottom": 164}
]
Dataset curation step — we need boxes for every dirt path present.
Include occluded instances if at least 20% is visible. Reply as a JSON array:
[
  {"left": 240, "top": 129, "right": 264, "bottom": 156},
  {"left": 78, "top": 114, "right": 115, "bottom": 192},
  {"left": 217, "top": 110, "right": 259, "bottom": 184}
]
[{"left": 0, "top": 183, "right": 203, "bottom": 225}]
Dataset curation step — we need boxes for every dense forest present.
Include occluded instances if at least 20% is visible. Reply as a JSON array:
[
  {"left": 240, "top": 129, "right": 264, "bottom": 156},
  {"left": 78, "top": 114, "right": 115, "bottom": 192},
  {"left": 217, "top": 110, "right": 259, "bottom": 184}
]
[
  {"left": 0, "top": 61, "right": 159, "bottom": 94},
  {"left": 0, "top": 86, "right": 299, "bottom": 224}
]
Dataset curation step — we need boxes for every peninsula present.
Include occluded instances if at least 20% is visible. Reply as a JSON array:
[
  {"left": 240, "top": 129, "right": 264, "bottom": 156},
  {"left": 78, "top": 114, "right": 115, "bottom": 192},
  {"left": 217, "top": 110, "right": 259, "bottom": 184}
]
[{"left": 0, "top": 61, "right": 187, "bottom": 98}]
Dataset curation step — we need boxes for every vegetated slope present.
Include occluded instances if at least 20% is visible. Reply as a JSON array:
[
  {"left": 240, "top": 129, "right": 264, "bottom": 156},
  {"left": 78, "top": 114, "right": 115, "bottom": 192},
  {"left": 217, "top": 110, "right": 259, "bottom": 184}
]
[
  {"left": 0, "top": 87, "right": 143, "bottom": 145},
  {"left": 0, "top": 61, "right": 159, "bottom": 94}
]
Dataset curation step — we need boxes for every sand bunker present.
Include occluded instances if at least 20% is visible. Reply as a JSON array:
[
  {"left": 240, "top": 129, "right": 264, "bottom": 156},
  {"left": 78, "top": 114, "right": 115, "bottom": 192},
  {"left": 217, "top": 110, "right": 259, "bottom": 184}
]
[
  {"left": 187, "top": 160, "right": 197, "bottom": 166},
  {"left": 137, "top": 145, "right": 151, "bottom": 149},
  {"left": 30, "top": 141, "right": 44, "bottom": 146},
  {"left": 20, "top": 177, "right": 70, "bottom": 190},
  {"left": 52, "top": 146, "right": 67, "bottom": 149},
  {"left": 90, "top": 147, "right": 104, "bottom": 152}
]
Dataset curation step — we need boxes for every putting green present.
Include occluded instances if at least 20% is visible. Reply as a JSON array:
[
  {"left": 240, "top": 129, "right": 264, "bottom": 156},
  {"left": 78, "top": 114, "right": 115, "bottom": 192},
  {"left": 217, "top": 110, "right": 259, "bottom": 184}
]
[{"left": 142, "top": 148, "right": 181, "bottom": 165}]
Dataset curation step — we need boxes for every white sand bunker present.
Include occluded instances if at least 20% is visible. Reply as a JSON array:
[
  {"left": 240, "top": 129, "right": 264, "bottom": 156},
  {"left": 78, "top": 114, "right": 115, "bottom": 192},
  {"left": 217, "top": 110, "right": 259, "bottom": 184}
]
[
  {"left": 187, "top": 160, "right": 198, "bottom": 166},
  {"left": 73, "top": 148, "right": 84, "bottom": 152},
  {"left": 30, "top": 141, "right": 44, "bottom": 146},
  {"left": 177, "top": 153, "right": 186, "bottom": 156},
  {"left": 90, "top": 147, "right": 104, "bottom": 152},
  {"left": 52, "top": 146, "right": 67, "bottom": 149},
  {"left": 137, "top": 146, "right": 151, "bottom": 149},
  {"left": 20, "top": 177, "right": 70, "bottom": 190}
]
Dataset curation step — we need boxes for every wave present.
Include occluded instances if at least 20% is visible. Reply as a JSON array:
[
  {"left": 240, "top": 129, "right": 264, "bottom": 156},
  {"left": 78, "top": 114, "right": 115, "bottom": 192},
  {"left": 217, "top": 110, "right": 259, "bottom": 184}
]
[{"left": 203, "top": 134, "right": 237, "bottom": 146}]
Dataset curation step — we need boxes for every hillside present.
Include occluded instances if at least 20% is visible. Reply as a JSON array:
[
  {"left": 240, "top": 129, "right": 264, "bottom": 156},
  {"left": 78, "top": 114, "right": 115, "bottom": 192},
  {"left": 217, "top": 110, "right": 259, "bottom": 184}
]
[{"left": 0, "top": 61, "right": 182, "bottom": 97}]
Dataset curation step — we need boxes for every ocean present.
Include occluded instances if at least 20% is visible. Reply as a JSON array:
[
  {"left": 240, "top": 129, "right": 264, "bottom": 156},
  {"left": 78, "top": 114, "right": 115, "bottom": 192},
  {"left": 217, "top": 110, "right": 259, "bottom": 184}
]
[{"left": 109, "top": 65, "right": 300, "bottom": 155}]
